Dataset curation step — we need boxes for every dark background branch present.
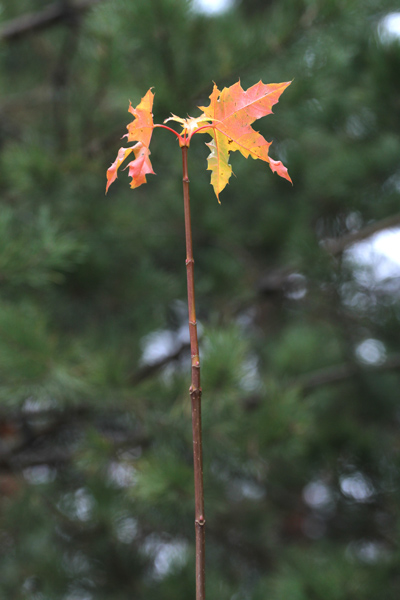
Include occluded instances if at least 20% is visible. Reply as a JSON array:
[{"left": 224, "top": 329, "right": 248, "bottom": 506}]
[
  {"left": 323, "top": 213, "right": 400, "bottom": 256},
  {"left": 0, "top": 0, "right": 103, "bottom": 42}
]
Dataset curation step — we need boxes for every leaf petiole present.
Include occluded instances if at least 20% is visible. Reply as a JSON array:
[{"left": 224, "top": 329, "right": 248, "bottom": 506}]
[
  {"left": 191, "top": 124, "right": 215, "bottom": 136},
  {"left": 153, "top": 123, "right": 183, "bottom": 141}
]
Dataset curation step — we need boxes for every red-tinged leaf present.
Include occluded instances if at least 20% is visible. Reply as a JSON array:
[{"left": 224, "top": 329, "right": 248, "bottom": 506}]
[
  {"left": 201, "top": 80, "right": 290, "bottom": 130},
  {"left": 126, "top": 142, "right": 155, "bottom": 189},
  {"left": 106, "top": 146, "right": 134, "bottom": 193},
  {"left": 268, "top": 157, "right": 292, "bottom": 183},
  {"left": 106, "top": 89, "right": 155, "bottom": 193},
  {"left": 199, "top": 80, "right": 292, "bottom": 197}
]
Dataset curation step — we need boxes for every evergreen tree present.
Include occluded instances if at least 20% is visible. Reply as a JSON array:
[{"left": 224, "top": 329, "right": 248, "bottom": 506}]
[{"left": 0, "top": 1, "right": 399, "bottom": 598}]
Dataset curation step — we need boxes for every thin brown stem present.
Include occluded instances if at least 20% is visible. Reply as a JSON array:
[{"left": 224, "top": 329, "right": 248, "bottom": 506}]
[{"left": 181, "top": 145, "right": 205, "bottom": 600}]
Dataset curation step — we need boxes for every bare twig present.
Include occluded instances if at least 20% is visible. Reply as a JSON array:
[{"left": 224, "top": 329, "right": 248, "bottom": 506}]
[{"left": 182, "top": 145, "right": 206, "bottom": 600}]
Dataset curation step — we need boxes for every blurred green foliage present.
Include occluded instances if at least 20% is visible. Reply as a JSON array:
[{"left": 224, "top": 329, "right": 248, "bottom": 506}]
[{"left": 0, "top": 0, "right": 400, "bottom": 598}]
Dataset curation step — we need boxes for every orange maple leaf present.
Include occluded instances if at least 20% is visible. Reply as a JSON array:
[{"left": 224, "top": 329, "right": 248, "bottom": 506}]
[
  {"left": 106, "top": 80, "right": 292, "bottom": 199},
  {"left": 125, "top": 89, "right": 154, "bottom": 147},
  {"left": 199, "top": 80, "right": 292, "bottom": 200},
  {"left": 106, "top": 89, "right": 155, "bottom": 192}
]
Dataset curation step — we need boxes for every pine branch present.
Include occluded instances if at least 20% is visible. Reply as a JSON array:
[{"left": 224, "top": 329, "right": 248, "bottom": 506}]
[{"left": 0, "top": 405, "right": 149, "bottom": 472}]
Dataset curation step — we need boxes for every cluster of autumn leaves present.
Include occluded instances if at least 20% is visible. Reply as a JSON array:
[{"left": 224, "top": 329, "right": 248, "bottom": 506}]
[{"left": 106, "top": 80, "right": 292, "bottom": 201}]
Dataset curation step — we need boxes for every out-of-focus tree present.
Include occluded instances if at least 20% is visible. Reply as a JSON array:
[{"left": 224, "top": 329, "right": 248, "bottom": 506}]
[{"left": 0, "top": 1, "right": 400, "bottom": 599}]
